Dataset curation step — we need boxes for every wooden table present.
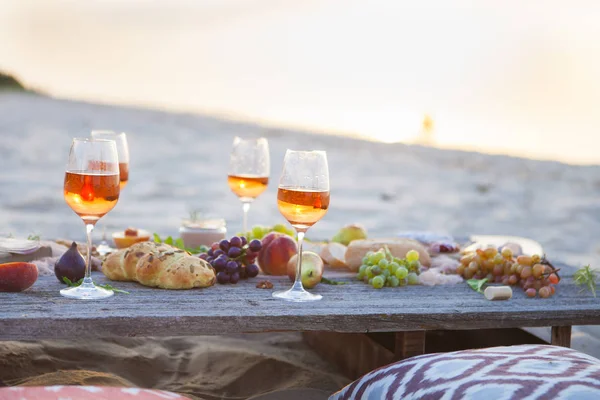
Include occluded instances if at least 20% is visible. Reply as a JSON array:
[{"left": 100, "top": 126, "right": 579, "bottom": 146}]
[{"left": 1, "top": 266, "right": 599, "bottom": 379}]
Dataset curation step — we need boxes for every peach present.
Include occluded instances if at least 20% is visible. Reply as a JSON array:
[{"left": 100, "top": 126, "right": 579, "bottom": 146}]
[
  {"left": 257, "top": 232, "right": 298, "bottom": 275},
  {"left": 0, "top": 262, "right": 38, "bottom": 292}
]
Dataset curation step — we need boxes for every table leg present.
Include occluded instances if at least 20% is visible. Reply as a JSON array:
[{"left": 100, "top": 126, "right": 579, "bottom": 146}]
[
  {"left": 394, "top": 331, "right": 426, "bottom": 361},
  {"left": 303, "top": 331, "right": 427, "bottom": 380},
  {"left": 303, "top": 332, "right": 395, "bottom": 380},
  {"left": 551, "top": 326, "right": 572, "bottom": 347}
]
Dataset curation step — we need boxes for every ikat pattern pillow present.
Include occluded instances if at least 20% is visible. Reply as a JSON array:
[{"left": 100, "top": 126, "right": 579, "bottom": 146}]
[{"left": 330, "top": 344, "right": 600, "bottom": 399}]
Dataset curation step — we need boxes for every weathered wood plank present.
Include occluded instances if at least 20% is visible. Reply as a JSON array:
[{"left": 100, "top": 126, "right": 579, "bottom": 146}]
[
  {"left": 394, "top": 331, "right": 426, "bottom": 360},
  {"left": 0, "top": 266, "right": 598, "bottom": 340},
  {"left": 551, "top": 326, "right": 572, "bottom": 347}
]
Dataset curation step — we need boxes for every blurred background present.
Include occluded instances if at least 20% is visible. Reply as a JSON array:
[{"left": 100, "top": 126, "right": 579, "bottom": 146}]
[
  {"left": 1, "top": 0, "right": 599, "bottom": 164},
  {"left": 1, "top": 0, "right": 600, "bottom": 269}
]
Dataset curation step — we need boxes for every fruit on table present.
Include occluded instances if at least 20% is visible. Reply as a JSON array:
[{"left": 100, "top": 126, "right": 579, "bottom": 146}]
[
  {"left": 113, "top": 228, "right": 151, "bottom": 249},
  {"left": 239, "top": 224, "right": 296, "bottom": 241},
  {"left": 0, "top": 262, "right": 38, "bottom": 292},
  {"left": 55, "top": 241, "right": 86, "bottom": 283},
  {"left": 200, "top": 236, "right": 261, "bottom": 284},
  {"left": 257, "top": 232, "right": 298, "bottom": 275},
  {"left": 320, "top": 242, "right": 348, "bottom": 268},
  {"left": 331, "top": 224, "right": 368, "bottom": 246},
  {"left": 457, "top": 247, "right": 559, "bottom": 298},
  {"left": 287, "top": 251, "right": 324, "bottom": 289},
  {"left": 356, "top": 246, "right": 421, "bottom": 289},
  {"left": 345, "top": 238, "right": 431, "bottom": 271},
  {"left": 272, "top": 223, "right": 295, "bottom": 236}
]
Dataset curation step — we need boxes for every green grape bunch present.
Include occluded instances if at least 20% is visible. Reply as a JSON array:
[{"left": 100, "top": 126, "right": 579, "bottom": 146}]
[
  {"left": 238, "top": 223, "right": 296, "bottom": 241},
  {"left": 356, "top": 246, "right": 421, "bottom": 289}
]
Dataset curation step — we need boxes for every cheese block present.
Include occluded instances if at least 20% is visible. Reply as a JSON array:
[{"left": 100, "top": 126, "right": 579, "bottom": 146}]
[
  {"left": 303, "top": 241, "right": 327, "bottom": 255},
  {"left": 345, "top": 238, "right": 431, "bottom": 271},
  {"left": 320, "top": 242, "right": 348, "bottom": 269}
]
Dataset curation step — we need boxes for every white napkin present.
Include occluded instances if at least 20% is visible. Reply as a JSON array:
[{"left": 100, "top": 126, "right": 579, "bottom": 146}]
[{"left": 0, "top": 238, "right": 40, "bottom": 254}]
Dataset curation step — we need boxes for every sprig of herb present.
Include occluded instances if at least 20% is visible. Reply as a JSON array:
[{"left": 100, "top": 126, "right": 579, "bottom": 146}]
[
  {"left": 321, "top": 277, "right": 346, "bottom": 285},
  {"left": 467, "top": 278, "right": 489, "bottom": 293},
  {"left": 574, "top": 265, "right": 597, "bottom": 297},
  {"left": 63, "top": 277, "right": 130, "bottom": 294},
  {"left": 153, "top": 233, "right": 209, "bottom": 254},
  {"left": 96, "top": 284, "right": 130, "bottom": 294}
]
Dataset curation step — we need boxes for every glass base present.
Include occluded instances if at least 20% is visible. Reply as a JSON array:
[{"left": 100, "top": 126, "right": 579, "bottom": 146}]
[
  {"left": 96, "top": 242, "right": 115, "bottom": 257},
  {"left": 60, "top": 282, "right": 114, "bottom": 300},
  {"left": 272, "top": 287, "right": 322, "bottom": 302}
]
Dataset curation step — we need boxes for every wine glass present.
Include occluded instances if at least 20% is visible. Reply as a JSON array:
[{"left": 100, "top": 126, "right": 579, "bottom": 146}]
[
  {"left": 62, "top": 138, "right": 120, "bottom": 299},
  {"left": 227, "top": 137, "right": 270, "bottom": 233},
  {"left": 90, "top": 130, "right": 130, "bottom": 256},
  {"left": 273, "top": 150, "right": 330, "bottom": 302}
]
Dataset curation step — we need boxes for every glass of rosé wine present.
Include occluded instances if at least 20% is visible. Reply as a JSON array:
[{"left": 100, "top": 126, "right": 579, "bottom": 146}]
[
  {"left": 90, "top": 130, "right": 130, "bottom": 256},
  {"left": 227, "top": 137, "right": 270, "bottom": 233},
  {"left": 62, "top": 138, "right": 120, "bottom": 299},
  {"left": 272, "top": 150, "right": 330, "bottom": 302}
]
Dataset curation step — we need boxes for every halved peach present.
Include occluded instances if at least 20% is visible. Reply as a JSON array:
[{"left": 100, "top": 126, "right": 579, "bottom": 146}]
[
  {"left": 112, "top": 229, "right": 151, "bottom": 249},
  {"left": 0, "top": 262, "right": 38, "bottom": 292}
]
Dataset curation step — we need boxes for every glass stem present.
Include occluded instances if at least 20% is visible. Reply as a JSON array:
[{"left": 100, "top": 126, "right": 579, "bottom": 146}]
[
  {"left": 83, "top": 223, "right": 95, "bottom": 287},
  {"left": 242, "top": 201, "right": 251, "bottom": 233},
  {"left": 293, "top": 231, "right": 305, "bottom": 290},
  {"left": 101, "top": 223, "right": 107, "bottom": 244}
]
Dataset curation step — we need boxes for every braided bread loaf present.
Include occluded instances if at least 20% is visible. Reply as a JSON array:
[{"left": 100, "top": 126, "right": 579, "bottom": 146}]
[{"left": 102, "top": 242, "right": 215, "bottom": 289}]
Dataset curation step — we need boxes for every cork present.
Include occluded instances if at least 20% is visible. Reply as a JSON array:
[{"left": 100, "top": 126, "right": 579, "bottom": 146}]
[{"left": 484, "top": 286, "right": 513, "bottom": 301}]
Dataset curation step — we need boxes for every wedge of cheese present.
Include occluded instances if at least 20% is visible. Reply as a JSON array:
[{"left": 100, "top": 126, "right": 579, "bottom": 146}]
[
  {"left": 320, "top": 242, "right": 348, "bottom": 269},
  {"left": 303, "top": 241, "right": 327, "bottom": 255},
  {"left": 345, "top": 238, "right": 431, "bottom": 271}
]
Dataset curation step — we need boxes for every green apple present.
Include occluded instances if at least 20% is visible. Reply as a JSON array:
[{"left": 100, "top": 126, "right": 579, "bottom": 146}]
[{"left": 331, "top": 224, "right": 368, "bottom": 245}]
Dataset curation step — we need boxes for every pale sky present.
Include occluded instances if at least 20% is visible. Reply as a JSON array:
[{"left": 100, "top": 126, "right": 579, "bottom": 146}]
[{"left": 1, "top": 0, "right": 599, "bottom": 164}]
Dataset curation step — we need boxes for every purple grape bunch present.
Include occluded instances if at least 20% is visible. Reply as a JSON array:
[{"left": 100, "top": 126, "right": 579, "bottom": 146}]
[{"left": 199, "top": 236, "right": 262, "bottom": 284}]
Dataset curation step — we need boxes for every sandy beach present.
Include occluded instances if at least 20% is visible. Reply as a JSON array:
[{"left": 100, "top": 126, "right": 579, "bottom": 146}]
[
  {"left": 0, "top": 334, "right": 349, "bottom": 399},
  {"left": 2, "top": 93, "right": 600, "bottom": 268},
  {"left": 1, "top": 92, "right": 600, "bottom": 397}
]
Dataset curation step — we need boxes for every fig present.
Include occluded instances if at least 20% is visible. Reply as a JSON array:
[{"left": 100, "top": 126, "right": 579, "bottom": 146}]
[{"left": 55, "top": 241, "right": 86, "bottom": 283}]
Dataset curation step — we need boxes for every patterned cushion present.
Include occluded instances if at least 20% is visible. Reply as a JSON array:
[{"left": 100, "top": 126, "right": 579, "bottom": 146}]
[
  {"left": 0, "top": 386, "right": 190, "bottom": 399},
  {"left": 330, "top": 345, "right": 600, "bottom": 399}
]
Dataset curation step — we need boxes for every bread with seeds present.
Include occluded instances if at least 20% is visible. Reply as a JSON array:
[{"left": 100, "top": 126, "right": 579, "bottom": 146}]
[{"left": 102, "top": 241, "right": 215, "bottom": 289}]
